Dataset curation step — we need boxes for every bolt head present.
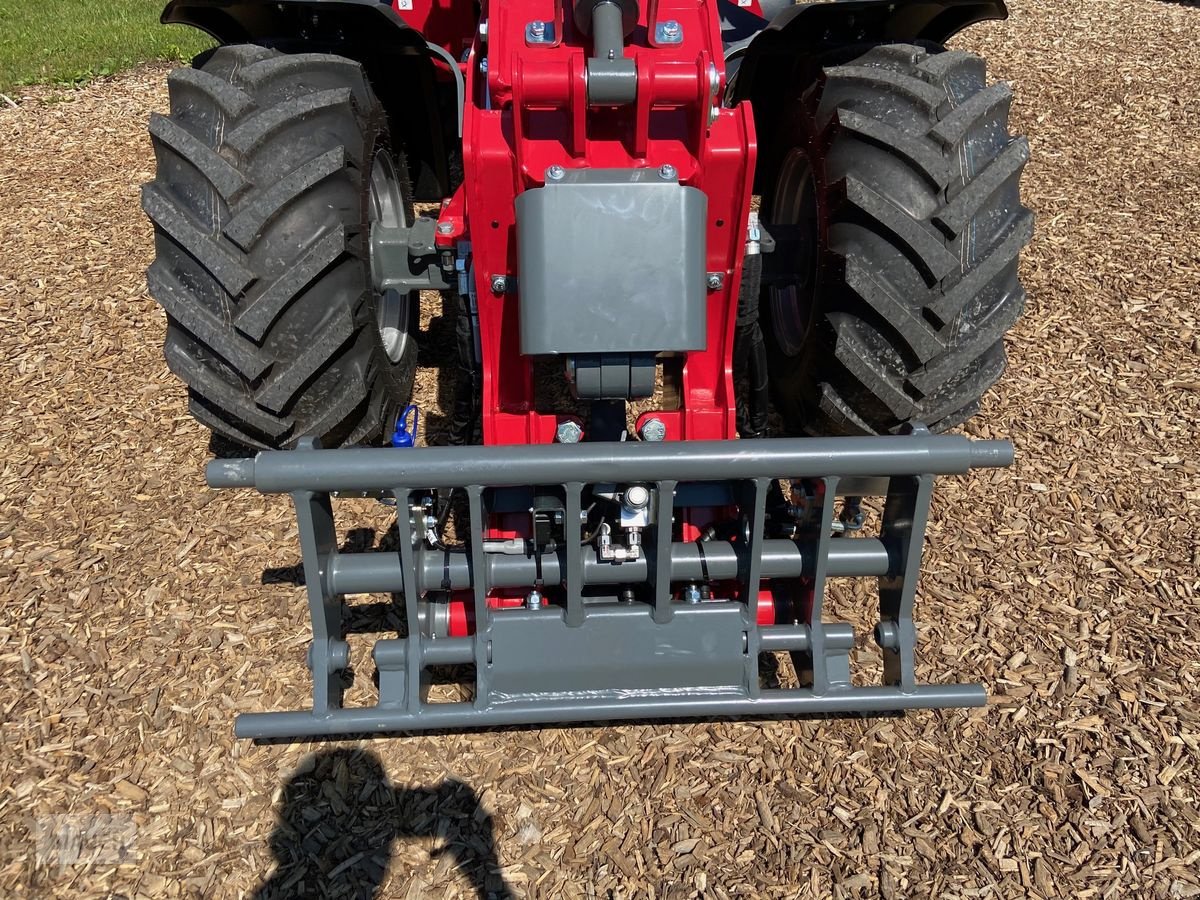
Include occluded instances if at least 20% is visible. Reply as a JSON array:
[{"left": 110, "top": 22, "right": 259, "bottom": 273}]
[
  {"left": 683, "top": 585, "right": 702, "bottom": 604},
  {"left": 490, "top": 275, "right": 508, "bottom": 293},
  {"left": 706, "top": 272, "right": 723, "bottom": 290},
  {"left": 529, "top": 19, "right": 545, "bottom": 36},
  {"left": 546, "top": 164, "right": 566, "bottom": 182},
  {"left": 662, "top": 20, "right": 680, "bottom": 35},
  {"left": 638, "top": 417, "right": 666, "bottom": 442},
  {"left": 436, "top": 221, "right": 453, "bottom": 235},
  {"left": 526, "top": 590, "right": 543, "bottom": 610},
  {"left": 556, "top": 420, "right": 584, "bottom": 444},
  {"left": 625, "top": 485, "right": 650, "bottom": 509},
  {"left": 658, "top": 163, "right": 677, "bottom": 181}
]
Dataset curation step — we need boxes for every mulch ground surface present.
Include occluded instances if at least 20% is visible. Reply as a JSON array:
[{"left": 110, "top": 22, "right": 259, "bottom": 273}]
[{"left": 2, "top": 0, "right": 1199, "bottom": 896}]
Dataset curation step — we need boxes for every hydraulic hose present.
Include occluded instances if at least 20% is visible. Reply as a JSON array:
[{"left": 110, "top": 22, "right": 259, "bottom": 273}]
[{"left": 735, "top": 232, "right": 769, "bottom": 439}]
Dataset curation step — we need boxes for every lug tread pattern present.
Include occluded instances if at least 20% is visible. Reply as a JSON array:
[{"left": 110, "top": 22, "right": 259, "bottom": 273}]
[
  {"left": 233, "top": 227, "right": 347, "bottom": 340},
  {"left": 769, "top": 43, "right": 1031, "bottom": 436},
  {"left": 224, "top": 88, "right": 353, "bottom": 156},
  {"left": 843, "top": 176, "right": 960, "bottom": 281},
  {"left": 148, "top": 112, "right": 247, "bottom": 201},
  {"left": 820, "top": 64, "right": 946, "bottom": 111},
  {"left": 833, "top": 108, "right": 948, "bottom": 186},
  {"left": 931, "top": 82, "right": 1013, "bottom": 146},
  {"left": 829, "top": 316, "right": 917, "bottom": 419},
  {"left": 164, "top": 67, "right": 255, "bottom": 118},
  {"left": 148, "top": 260, "right": 271, "bottom": 379},
  {"left": 165, "top": 338, "right": 293, "bottom": 438},
  {"left": 222, "top": 147, "right": 347, "bottom": 250},
  {"left": 141, "top": 183, "right": 255, "bottom": 296},
  {"left": 844, "top": 257, "right": 946, "bottom": 360},
  {"left": 934, "top": 137, "right": 1030, "bottom": 236},
  {"left": 142, "top": 46, "right": 413, "bottom": 449},
  {"left": 927, "top": 208, "right": 1033, "bottom": 324},
  {"left": 253, "top": 309, "right": 356, "bottom": 413}
]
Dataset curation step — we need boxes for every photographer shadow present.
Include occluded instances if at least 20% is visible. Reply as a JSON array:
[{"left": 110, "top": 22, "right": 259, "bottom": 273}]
[{"left": 253, "top": 748, "right": 513, "bottom": 899}]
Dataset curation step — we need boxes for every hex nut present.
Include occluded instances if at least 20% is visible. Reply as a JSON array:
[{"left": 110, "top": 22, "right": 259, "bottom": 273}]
[
  {"left": 556, "top": 420, "right": 584, "bottom": 443},
  {"left": 638, "top": 418, "right": 667, "bottom": 442}
]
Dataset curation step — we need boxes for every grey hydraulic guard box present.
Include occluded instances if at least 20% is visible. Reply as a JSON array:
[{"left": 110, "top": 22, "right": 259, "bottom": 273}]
[{"left": 515, "top": 167, "right": 708, "bottom": 355}]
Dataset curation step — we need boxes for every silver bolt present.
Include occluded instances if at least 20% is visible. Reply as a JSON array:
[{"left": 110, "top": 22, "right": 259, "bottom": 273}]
[
  {"left": 555, "top": 420, "right": 584, "bottom": 443},
  {"left": 661, "top": 20, "right": 681, "bottom": 40},
  {"left": 491, "top": 275, "right": 508, "bottom": 293},
  {"left": 638, "top": 417, "right": 666, "bottom": 442},
  {"left": 529, "top": 19, "right": 545, "bottom": 38},
  {"left": 625, "top": 484, "right": 650, "bottom": 509},
  {"left": 683, "top": 584, "right": 702, "bottom": 604},
  {"left": 526, "top": 589, "right": 543, "bottom": 610},
  {"left": 436, "top": 222, "right": 453, "bottom": 235},
  {"left": 658, "top": 163, "right": 677, "bottom": 181},
  {"left": 546, "top": 164, "right": 566, "bottom": 182},
  {"left": 707, "top": 272, "right": 724, "bottom": 290}
]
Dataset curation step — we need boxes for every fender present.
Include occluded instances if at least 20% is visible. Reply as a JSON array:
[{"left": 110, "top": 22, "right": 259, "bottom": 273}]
[
  {"left": 161, "top": 0, "right": 460, "bottom": 199},
  {"left": 726, "top": 0, "right": 1009, "bottom": 192}
]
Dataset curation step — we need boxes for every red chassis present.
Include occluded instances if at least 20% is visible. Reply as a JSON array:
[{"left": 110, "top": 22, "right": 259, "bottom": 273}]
[{"left": 424, "top": 0, "right": 757, "bottom": 446}]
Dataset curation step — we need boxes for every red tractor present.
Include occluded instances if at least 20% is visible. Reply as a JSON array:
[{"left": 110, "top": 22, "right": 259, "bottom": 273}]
[{"left": 145, "top": 0, "right": 1029, "bottom": 738}]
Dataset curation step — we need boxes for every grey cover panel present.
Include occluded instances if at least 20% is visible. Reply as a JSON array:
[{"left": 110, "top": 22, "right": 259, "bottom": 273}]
[{"left": 515, "top": 168, "right": 708, "bottom": 355}]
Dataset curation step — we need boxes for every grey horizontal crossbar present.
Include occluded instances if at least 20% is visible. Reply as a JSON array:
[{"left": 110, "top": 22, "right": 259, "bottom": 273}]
[
  {"left": 208, "top": 433, "right": 1012, "bottom": 493},
  {"left": 235, "top": 684, "right": 987, "bottom": 739}
]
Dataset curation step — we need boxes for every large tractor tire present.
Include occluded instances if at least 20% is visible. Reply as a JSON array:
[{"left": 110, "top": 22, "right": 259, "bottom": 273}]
[
  {"left": 143, "top": 45, "right": 417, "bottom": 450},
  {"left": 761, "top": 44, "right": 1032, "bottom": 435}
]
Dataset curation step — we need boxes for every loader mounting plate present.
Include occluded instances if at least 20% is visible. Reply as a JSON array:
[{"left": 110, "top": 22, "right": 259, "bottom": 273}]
[{"left": 207, "top": 431, "right": 1012, "bottom": 739}]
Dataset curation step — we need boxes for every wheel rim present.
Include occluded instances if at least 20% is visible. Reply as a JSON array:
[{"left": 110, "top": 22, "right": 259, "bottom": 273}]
[
  {"left": 767, "top": 149, "right": 819, "bottom": 358},
  {"left": 369, "top": 152, "right": 412, "bottom": 364}
]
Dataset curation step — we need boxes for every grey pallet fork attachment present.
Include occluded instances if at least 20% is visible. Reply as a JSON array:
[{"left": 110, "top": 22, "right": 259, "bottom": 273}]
[{"left": 208, "top": 430, "right": 1013, "bottom": 739}]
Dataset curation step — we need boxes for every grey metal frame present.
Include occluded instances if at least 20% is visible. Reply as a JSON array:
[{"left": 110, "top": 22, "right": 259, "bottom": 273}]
[{"left": 208, "top": 430, "right": 1013, "bottom": 739}]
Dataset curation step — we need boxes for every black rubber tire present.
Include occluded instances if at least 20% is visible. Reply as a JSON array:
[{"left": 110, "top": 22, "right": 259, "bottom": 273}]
[
  {"left": 761, "top": 44, "right": 1032, "bottom": 435},
  {"left": 142, "top": 45, "right": 417, "bottom": 449}
]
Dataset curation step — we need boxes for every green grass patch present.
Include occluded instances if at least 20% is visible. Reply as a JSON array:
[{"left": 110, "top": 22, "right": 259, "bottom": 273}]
[{"left": 0, "top": 0, "right": 213, "bottom": 91}]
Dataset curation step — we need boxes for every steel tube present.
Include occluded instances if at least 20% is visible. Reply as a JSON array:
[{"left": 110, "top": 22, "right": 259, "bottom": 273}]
[
  {"left": 235, "top": 683, "right": 987, "bottom": 738},
  {"left": 757, "top": 625, "right": 810, "bottom": 652},
  {"left": 207, "top": 434, "right": 1013, "bottom": 493},
  {"left": 590, "top": 1, "right": 625, "bottom": 59},
  {"left": 373, "top": 637, "right": 475, "bottom": 668},
  {"left": 326, "top": 537, "right": 891, "bottom": 595}
]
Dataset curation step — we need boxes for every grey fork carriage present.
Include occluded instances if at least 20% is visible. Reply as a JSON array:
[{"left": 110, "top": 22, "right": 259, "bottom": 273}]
[{"left": 207, "top": 429, "right": 1013, "bottom": 739}]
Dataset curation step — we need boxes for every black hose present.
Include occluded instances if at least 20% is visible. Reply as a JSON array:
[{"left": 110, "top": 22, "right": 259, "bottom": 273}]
[
  {"left": 449, "top": 291, "right": 480, "bottom": 446},
  {"left": 734, "top": 251, "right": 770, "bottom": 439}
]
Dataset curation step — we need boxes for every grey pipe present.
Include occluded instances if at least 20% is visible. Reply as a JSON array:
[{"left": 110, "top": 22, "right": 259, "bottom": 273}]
[
  {"left": 208, "top": 434, "right": 1013, "bottom": 493},
  {"left": 235, "top": 683, "right": 987, "bottom": 738},
  {"left": 326, "top": 537, "right": 891, "bottom": 596},
  {"left": 591, "top": 1, "right": 625, "bottom": 59}
]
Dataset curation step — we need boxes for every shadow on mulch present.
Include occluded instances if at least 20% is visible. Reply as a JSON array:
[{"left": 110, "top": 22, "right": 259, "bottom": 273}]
[{"left": 253, "top": 749, "right": 513, "bottom": 899}]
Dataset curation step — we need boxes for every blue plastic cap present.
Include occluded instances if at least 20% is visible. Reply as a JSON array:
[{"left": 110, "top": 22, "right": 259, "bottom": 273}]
[{"left": 390, "top": 405, "right": 419, "bottom": 448}]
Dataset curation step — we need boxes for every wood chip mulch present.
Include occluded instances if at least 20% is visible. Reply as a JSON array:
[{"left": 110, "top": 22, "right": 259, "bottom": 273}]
[{"left": 2, "top": 0, "right": 1199, "bottom": 896}]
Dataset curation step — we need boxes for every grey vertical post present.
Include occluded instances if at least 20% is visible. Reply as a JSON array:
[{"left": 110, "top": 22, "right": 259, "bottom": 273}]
[
  {"left": 564, "top": 482, "right": 585, "bottom": 626},
  {"left": 651, "top": 480, "right": 677, "bottom": 624},
  {"left": 466, "top": 486, "right": 489, "bottom": 706},
  {"left": 293, "top": 486, "right": 345, "bottom": 716},
  {"left": 877, "top": 473, "right": 934, "bottom": 691},
  {"left": 792, "top": 476, "right": 847, "bottom": 693},
  {"left": 393, "top": 488, "right": 424, "bottom": 711},
  {"left": 738, "top": 478, "right": 770, "bottom": 699}
]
